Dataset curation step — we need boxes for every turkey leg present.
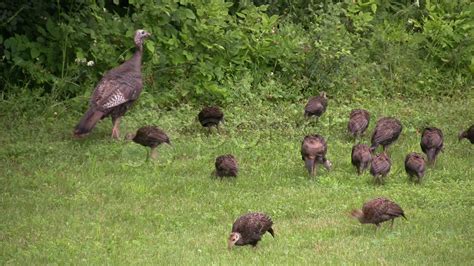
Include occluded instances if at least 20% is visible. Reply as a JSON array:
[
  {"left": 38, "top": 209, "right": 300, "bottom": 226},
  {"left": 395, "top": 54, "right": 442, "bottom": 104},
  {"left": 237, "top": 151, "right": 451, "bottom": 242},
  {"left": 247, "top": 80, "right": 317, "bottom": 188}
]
[
  {"left": 150, "top": 147, "right": 158, "bottom": 160},
  {"left": 375, "top": 223, "right": 381, "bottom": 231},
  {"left": 311, "top": 162, "right": 316, "bottom": 177},
  {"left": 145, "top": 149, "right": 150, "bottom": 162},
  {"left": 111, "top": 117, "right": 121, "bottom": 139}
]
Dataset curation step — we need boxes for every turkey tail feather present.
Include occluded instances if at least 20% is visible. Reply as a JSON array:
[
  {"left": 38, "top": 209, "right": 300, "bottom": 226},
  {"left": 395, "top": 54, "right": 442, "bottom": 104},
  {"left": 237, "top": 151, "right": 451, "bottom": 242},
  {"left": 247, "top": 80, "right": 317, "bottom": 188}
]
[{"left": 74, "top": 108, "right": 104, "bottom": 137}]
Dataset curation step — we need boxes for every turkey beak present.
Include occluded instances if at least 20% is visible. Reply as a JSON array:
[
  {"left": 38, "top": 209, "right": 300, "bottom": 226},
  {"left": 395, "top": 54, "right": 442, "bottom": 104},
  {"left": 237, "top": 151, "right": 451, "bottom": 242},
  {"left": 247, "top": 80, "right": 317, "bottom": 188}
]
[{"left": 369, "top": 147, "right": 376, "bottom": 154}]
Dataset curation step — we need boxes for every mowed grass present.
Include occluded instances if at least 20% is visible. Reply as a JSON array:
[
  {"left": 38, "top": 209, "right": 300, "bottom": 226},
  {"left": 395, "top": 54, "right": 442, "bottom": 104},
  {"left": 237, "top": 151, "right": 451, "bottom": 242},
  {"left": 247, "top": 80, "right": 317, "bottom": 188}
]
[{"left": 1, "top": 95, "right": 473, "bottom": 264}]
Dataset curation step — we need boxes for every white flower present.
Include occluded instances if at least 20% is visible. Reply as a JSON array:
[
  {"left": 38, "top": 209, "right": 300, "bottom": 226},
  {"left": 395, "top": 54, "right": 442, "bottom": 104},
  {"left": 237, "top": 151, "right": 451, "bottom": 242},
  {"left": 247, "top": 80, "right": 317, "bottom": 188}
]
[
  {"left": 75, "top": 58, "right": 87, "bottom": 64},
  {"left": 87, "top": 60, "right": 95, "bottom": 67}
]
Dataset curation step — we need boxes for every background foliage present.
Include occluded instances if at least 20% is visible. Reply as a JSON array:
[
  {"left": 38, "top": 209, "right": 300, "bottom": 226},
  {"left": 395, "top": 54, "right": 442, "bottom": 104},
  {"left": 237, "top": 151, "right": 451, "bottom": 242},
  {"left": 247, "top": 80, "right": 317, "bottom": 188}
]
[
  {"left": 1, "top": 0, "right": 473, "bottom": 106},
  {"left": 0, "top": 2, "right": 473, "bottom": 263}
]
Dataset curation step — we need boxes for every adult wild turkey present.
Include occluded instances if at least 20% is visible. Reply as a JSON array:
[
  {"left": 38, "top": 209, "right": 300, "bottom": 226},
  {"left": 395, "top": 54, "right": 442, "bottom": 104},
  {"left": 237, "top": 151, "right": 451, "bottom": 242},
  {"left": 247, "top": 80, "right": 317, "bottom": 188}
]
[
  {"left": 348, "top": 109, "right": 370, "bottom": 139},
  {"left": 74, "top": 29, "right": 151, "bottom": 139},
  {"left": 351, "top": 144, "right": 372, "bottom": 175},
  {"left": 370, "top": 152, "right": 391, "bottom": 184},
  {"left": 304, "top": 92, "right": 328, "bottom": 120},
  {"left": 370, "top": 117, "right": 402, "bottom": 152},
  {"left": 228, "top": 212, "right": 274, "bottom": 249},
  {"left": 458, "top": 125, "right": 474, "bottom": 143},
  {"left": 198, "top": 106, "right": 224, "bottom": 133},
  {"left": 125, "top": 126, "right": 170, "bottom": 160},
  {"left": 301, "top": 134, "right": 332, "bottom": 176},
  {"left": 420, "top": 127, "right": 444, "bottom": 165},
  {"left": 405, "top": 152, "right": 426, "bottom": 183},
  {"left": 351, "top": 197, "right": 406, "bottom": 229},
  {"left": 214, "top": 154, "right": 238, "bottom": 178}
]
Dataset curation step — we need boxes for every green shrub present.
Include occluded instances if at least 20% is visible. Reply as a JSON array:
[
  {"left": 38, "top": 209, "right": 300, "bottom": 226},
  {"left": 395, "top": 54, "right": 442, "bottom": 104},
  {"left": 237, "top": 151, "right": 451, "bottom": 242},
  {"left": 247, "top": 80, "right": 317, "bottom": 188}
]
[
  {"left": 0, "top": 0, "right": 472, "bottom": 108},
  {"left": 420, "top": 1, "right": 473, "bottom": 73}
]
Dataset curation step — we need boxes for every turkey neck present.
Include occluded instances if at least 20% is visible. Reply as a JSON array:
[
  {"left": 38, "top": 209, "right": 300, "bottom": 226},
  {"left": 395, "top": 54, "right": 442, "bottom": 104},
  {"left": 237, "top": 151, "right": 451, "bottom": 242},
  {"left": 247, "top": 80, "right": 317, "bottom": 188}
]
[
  {"left": 128, "top": 43, "right": 144, "bottom": 73},
  {"left": 112, "top": 45, "right": 144, "bottom": 76}
]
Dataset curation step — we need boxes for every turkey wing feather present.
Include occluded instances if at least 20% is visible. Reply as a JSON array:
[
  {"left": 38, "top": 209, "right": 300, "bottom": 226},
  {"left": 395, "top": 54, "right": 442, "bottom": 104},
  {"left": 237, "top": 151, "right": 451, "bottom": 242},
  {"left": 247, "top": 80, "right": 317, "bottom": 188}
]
[{"left": 92, "top": 74, "right": 142, "bottom": 111}]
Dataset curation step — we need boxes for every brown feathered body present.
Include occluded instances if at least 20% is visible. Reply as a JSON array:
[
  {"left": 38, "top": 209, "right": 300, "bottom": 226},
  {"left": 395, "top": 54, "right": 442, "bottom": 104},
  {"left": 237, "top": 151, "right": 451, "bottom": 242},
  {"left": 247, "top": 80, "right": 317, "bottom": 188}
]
[
  {"left": 304, "top": 92, "right": 328, "bottom": 118},
  {"left": 198, "top": 106, "right": 224, "bottom": 130},
  {"left": 459, "top": 125, "right": 474, "bottom": 143},
  {"left": 132, "top": 126, "right": 170, "bottom": 148},
  {"left": 420, "top": 127, "right": 444, "bottom": 165},
  {"left": 74, "top": 30, "right": 151, "bottom": 139},
  {"left": 348, "top": 109, "right": 370, "bottom": 138},
  {"left": 214, "top": 154, "right": 238, "bottom": 178},
  {"left": 370, "top": 152, "right": 391, "bottom": 184},
  {"left": 405, "top": 152, "right": 425, "bottom": 183},
  {"left": 228, "top": 212, "right": 274, "bottom": 249},
  {"left": 351, "top": 197, "right": 406, "bottom": 228},
  {"left": 351, "top": 144, "right": 372, "bottom": 175},
  {"left": 129, "top": 126, "right": 170, "bottom": 160},
  {"left": 370, "top": 117, "right": 402, "bottom": 152},
  {"left": 301, "top": 134, "right": 332, "bottom": 176}
]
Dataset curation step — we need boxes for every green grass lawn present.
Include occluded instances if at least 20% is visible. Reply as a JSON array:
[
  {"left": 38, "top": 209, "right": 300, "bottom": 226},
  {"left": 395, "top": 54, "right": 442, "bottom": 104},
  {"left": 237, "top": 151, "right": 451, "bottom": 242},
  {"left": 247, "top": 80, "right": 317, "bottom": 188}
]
[{"left": 1, "top": 95, "right": 473, "bottom": 264}]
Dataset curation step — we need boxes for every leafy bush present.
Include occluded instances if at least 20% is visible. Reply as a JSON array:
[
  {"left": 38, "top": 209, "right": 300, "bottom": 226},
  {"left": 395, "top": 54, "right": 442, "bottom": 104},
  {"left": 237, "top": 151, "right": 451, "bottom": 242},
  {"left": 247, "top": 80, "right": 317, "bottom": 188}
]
[
  {"left": 420, "top": 1, "right": 473, "bottom": 72},
  {"left": 0, "top": 0, "right": 472, "bottom": 108}
]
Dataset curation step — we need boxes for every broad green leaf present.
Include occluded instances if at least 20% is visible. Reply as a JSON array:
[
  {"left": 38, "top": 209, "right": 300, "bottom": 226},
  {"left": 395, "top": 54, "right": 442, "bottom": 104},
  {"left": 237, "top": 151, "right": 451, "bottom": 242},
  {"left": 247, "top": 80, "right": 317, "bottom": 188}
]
[
  {"left": 75, "top": 50, "right": 85, "bottom": 60},
  {"left": 371, "top": 3, "right": 377, "bottom": 14},
  {"left": 183, "top": 8, "right": 196, "bottom": 19},
  {"left": 46, "top": 19, "right": 60, "bottom": 40},
  {"left": 37, "top": 26, "right": 48, "bottom": 37},
  {"left": 152, "top": 54, "right": 160, "bottom": 64},
  {"left": 3, "top": 37, "right": 16, "bottom": 49},
  {"left": 30, "top": 47, "right": 40, "bottom": 59},
  {"left": 269, "top": 15, "right": 278, "bottom": 24},
  {"left": 183, "top": 51, "right": 194, "bottom": 61},
  {"left": 146, "top": 41, "right": 155, "bottom": 53}
]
